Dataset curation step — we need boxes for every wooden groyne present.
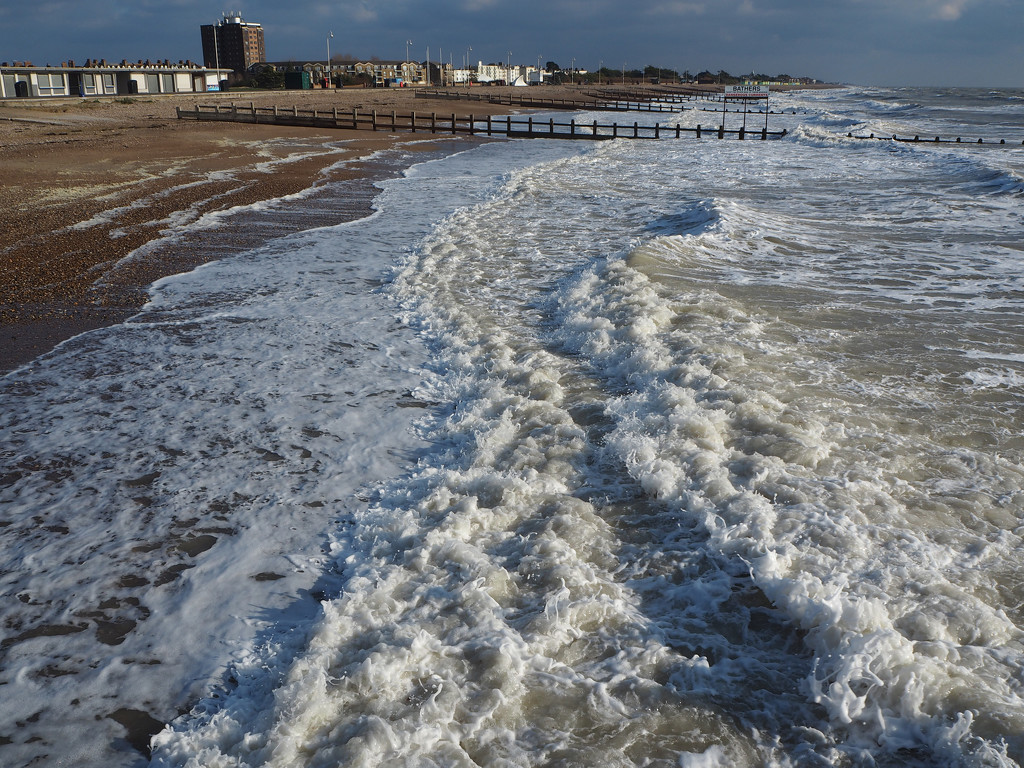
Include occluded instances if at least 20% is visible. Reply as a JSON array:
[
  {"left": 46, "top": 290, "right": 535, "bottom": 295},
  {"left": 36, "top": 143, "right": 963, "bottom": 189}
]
[
  {"left": 175, "top": 104, "right": 789, "bottom": 141},
  {"left": 846, "top": 132, "right": 1024, "bottom": 146},
  {"left": 580, "top": 87, "right": 706, "bottom": 105},
  {"left": 415, "top": 88, "right": 806, "bottom": 116},
  {"left": 174, "top": 104, "right": 1015, "bottom": 147},
  {"left": 414, "top": 89, "right": 689, "bottom": 114}
]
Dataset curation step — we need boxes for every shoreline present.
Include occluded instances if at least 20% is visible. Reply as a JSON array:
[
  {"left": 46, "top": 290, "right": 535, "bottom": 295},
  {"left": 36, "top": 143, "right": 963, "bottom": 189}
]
[
  {"left": 0, "top": 87, "right": 524, "bottom": 374},
  {"left": 0, "top": 83, "right": 831, "bottom": 374}
]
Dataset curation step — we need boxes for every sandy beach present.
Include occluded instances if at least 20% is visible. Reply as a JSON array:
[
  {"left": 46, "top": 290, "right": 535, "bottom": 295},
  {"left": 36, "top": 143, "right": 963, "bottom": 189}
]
[
  {"left": 0, "top": 86, "right": 539, "bottom": 374},
  {"left": 1, "top": 81, "right": 814, "bottom": 374}
]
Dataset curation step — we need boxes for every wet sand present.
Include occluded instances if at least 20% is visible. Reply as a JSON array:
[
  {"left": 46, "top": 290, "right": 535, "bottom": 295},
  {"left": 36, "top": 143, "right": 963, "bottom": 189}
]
[{"left": 0, "top": 86, "right": 530, "bottom": 374}]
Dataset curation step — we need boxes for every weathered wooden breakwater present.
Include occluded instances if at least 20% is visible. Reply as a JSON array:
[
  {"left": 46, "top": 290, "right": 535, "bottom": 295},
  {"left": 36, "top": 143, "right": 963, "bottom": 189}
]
[
  {"left": 846, "top": 132, "right": 1024, "bottom": 146},
  {"left": 175, "top": 102, "right": 1015, "bottom": 147},
  {"left": 175, "top": 103, "right": 789, "bottom": 141},
  {"left": 413, "top": 88, "right": 689, "bottom": 114},
  {"left": 581, "top": 86, "right": 711, "bottom": 105}
]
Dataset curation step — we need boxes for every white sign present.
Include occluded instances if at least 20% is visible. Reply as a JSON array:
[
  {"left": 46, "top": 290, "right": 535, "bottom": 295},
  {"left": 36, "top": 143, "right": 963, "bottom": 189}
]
[{"left": 725, "top": 85, "right": 769, "bottom": 98}]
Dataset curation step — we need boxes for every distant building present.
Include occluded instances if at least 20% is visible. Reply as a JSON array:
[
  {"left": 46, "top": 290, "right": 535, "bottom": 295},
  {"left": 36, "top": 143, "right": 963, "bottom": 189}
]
[
  {"left": 262, "top": 60, "right": 426, "bottom": 88},
  {"left": 0, "top": 60, "right": 232, "bottom": 98},
  {"left": 201, "top": 13, "right": 265, "bottom": 73},
  {"left": 474, "top": 62, "right": 536, "bottom": 86}
]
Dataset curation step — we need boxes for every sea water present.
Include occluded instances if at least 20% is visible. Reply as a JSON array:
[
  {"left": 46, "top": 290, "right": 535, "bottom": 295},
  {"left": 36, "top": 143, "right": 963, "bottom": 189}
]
[{"left": 2, "top": 87, "right": 1023, "bottom": 767}]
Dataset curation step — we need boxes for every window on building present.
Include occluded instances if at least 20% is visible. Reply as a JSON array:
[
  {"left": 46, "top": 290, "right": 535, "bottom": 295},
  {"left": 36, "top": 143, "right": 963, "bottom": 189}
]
[{"left": 36, "top": 73, "right": 67, "bottom": 96}]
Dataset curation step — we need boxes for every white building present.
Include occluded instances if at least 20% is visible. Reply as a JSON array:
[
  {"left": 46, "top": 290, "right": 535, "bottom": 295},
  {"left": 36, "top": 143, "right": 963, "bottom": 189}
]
[
  {"left": 450, "top": 67, "right": 475, "bottom": 85},
  {"left": 473, "top": 62, "right": 537, "bottom": 85},
  {"left": 0, "top": 60, "right": 233, "bottom": 99}
]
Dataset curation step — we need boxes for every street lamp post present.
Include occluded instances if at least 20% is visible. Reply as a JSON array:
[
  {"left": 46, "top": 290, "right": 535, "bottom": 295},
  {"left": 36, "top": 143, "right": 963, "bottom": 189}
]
[
  {"left": 507, "top": 51, "right": 512, "bottom": 85},
  {"left": 212, "top": 19, "right": 220, "bottom": 82},
  {"left": 466, "top": 46, "right": 472, "bottom": 86},
  {"left": 571, "top": 57, "right": 575, "bottom": 85},
  {"left": 326, "top": 31, "right": 333, "bottom": 88},
  {"left": 622, "top": 61, "right": 626, "bottom": 86},
  {"left": 598, "top": 60, "right": 602, "bottom": 86}
]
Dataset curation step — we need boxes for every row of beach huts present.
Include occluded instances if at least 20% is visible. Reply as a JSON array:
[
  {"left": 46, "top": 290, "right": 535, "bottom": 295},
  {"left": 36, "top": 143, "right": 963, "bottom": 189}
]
[{"left": 0, "top": 60, "right": 234, "bottom": 99}]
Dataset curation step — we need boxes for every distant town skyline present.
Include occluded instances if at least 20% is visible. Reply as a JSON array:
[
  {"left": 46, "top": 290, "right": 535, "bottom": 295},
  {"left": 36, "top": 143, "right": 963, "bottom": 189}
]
[{"left": 1, "top": 0, "right": 1021, "bottom": 87}]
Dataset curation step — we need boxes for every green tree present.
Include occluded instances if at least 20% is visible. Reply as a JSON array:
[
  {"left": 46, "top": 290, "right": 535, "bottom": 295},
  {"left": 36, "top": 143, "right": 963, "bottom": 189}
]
[
  {"left": 250, "top": 65, "right": 283, "bottom": 89},
  {"left": 340, "top": 72, "right": 372, "bottom": 87}
]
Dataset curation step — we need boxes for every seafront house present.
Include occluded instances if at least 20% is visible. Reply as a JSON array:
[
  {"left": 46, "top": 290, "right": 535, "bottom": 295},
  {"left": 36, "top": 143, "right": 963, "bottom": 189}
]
[
  {"left": 261, "top": 59, "right": 428, "bottom": 88},
  {"left": 0, "top": 60, "right": 233, "bottom": 98}
]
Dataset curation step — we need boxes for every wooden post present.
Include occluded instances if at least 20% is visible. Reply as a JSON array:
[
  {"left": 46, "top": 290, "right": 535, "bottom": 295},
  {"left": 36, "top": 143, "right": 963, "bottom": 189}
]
[
  {"left": 411, "top": 111, "right": 416, "bottom": 132},
  {"left": 487, "top": 115, "right": 492, "bottom": 135},
  {"left": 633, "top": 122, "right": 638, "bottom": 138},
  {"left": 718, "top": 124, "right": 724, "bottom": 139},
  {"left": 549, "top": 118, "right": 554, "bottom": 134},
  {"left": 676, "top": 124, "right": 680, "bottom": 138},
  {"left": 452, "top": 113, "right": 456, "bottom": 134},
  {"left": 655, "top": 123, "right": 659, "bottom": 139},
  {"left": 274, "top": 105, "right": 278, "bottom": 116},
  {"left": 696, "top": 124, "right": 701, "bottom": 138},
  {"left": 391, "top": 111, "right": 396, "bottom": 132},
  {"left": 470, "top": 114, "right": 475, "bottom": 134},
  {"left": 333, "top": 107, "right": 338, "bottom": 121},
  {"left": 528, "top": 116, "right": 533, "bottom": 134},
  {"left": 613, "top": 123, "right": 618, "bottom": 138},
  {"left": 761, "top": 127, "right": 767, "bottom": 140},
  {"left": 593, "top": 120, "right": 598, "bottom": 138},
  {"left": 293, "top": 106, "right": 298, "bottom": 116},
  {"left": 507, "top": 115, "right": 511, "bottom": 136},
  {"left": 739, "top": 126, "right": 745, "bottom": 140},
  {"left": 571, "top": 119, "right": 575, "bottom": 135},
  {"left": 352, "top": 108, "right": 357, "bottom": 128},
  {"left": 432, "top": 112, "right": 437, "bottom": 133}
]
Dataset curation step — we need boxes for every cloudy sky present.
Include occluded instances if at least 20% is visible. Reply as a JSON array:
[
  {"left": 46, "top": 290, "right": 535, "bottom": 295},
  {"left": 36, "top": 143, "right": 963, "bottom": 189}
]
[{"left": 1, "top": 0, "right": 1021, "bottom": 86}]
